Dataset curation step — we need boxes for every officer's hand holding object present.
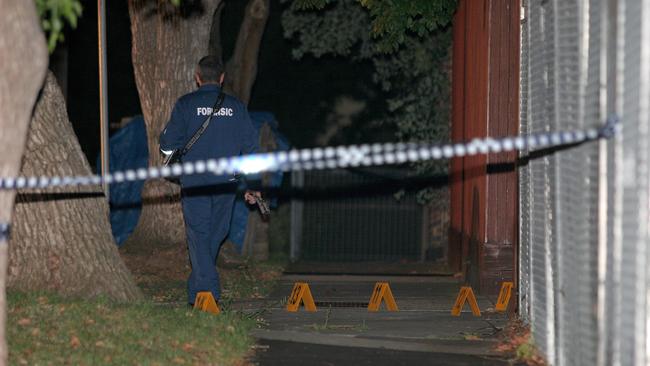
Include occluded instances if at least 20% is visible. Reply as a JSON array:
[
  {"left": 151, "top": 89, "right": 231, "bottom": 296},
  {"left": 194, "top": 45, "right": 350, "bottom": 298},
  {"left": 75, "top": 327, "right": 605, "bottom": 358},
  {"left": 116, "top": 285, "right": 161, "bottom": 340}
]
[
  {"left": 244, "top": 190, "right": 261, "bottom": 204},
  {"left": 246, "top": 191, "right": 270, "bottom": 218}
]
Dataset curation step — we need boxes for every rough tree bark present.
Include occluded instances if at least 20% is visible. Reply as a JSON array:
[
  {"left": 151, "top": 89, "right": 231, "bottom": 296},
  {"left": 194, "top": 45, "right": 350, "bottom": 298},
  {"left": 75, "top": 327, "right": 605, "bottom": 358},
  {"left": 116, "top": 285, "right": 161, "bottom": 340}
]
[
  {"left": 126, "top": 0, "right": 222, "bottom": 250},
  {"left": 127, "top": 0, "right": 270, "bottom": 254},
  {"left": 8, "top": 74, "right": 143, "bottom": 302},
  {"left": 0, "top": 1, "right": 48, "bottom": 363}
]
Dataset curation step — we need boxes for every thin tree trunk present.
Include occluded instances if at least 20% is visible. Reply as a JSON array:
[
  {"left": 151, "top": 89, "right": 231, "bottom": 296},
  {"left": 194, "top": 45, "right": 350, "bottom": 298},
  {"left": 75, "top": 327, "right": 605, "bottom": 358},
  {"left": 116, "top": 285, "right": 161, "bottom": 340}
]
[
  {"left": 209, "top": 2, "right": 226, "bottom": 62},
  {"left": 0, "top": 1, "right": 48, "bottom": 364},
  {"left": 126, "top": 0, "right": 221, "bottom": 251},
  {"left": 9, "top": 74, "right": 143, "bottom": 302},
  {"left": 224, "top": 0, "right": 270, "bottom": 104}
]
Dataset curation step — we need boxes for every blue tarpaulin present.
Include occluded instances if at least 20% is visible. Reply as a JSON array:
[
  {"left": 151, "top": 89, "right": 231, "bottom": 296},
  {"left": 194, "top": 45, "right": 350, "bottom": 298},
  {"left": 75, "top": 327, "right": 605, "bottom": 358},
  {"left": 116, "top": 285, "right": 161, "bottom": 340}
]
[{"left": 100, "top": 112, "right": 289, "bottom": 252}]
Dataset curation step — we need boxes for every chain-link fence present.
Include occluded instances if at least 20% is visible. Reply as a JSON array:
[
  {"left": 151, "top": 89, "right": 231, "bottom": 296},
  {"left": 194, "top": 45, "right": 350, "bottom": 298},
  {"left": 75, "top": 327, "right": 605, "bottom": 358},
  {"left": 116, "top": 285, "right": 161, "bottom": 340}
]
[
  {"left": 520, "top": 0, "right": 650, "bottom": 364},
  {"left": 290, "top": 168, "right": 448, "bottom": 262}
]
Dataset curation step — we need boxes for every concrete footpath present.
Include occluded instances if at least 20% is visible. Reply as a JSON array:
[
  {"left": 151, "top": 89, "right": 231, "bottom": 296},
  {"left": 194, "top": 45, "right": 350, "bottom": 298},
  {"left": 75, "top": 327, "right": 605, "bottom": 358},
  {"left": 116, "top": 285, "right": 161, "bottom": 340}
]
[{"left": 246, "top": 274, "right": 514, "bottom": 365}]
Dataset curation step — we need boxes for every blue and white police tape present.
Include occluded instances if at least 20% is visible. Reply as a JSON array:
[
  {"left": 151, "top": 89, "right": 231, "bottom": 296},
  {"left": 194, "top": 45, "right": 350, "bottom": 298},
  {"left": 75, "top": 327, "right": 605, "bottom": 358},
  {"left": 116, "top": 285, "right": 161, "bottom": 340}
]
[{"left": 0, "top": 115, "right": 620, "bottom": 191}]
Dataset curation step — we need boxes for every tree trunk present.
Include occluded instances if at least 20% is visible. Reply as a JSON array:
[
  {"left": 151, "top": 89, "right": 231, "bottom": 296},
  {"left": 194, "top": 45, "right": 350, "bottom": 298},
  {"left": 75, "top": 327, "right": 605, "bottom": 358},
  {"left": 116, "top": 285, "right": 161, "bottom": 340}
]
[
  {"left": 8, "top": 74, "right": 143, "bottom": 302},
  {"left": 0, "top": 1, "right": 48, "bottom": 363},
  {"left": 126, "top": 0, "right": 222, "bottom": 251},
  {"left": 224, "top": 0, "right": 270, "bottom": 104}
]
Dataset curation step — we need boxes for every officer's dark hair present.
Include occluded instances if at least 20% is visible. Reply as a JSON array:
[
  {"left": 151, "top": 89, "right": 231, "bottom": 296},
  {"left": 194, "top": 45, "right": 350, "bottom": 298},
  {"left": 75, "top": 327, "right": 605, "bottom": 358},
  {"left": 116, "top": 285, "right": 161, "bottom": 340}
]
[{"left": 197, "top": 55, "right": 224, "bottom": 83}]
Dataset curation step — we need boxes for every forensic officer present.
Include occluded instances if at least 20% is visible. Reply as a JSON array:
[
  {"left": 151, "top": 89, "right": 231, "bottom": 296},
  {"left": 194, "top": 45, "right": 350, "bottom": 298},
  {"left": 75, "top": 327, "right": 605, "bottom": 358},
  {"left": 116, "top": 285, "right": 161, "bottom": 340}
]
[{"left": 159, "top": 55, "right": 260, "bottom": 305}]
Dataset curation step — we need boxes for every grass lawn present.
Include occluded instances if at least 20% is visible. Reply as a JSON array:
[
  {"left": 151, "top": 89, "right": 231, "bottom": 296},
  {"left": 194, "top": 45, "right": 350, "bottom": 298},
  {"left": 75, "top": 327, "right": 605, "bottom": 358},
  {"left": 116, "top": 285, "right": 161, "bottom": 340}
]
[
  {"left": 8, "top": 292, "right": 253, "bottom": 366},
  {"left": 8, "top": 244, "right": 286, "bottom": 365}
]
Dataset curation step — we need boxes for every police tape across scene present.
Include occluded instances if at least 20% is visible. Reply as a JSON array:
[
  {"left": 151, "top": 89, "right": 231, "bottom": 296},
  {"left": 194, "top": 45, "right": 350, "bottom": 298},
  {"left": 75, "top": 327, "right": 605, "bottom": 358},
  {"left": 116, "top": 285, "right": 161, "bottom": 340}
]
[{"left": 0, "top": 115, "right": 619, "bottom": 191}]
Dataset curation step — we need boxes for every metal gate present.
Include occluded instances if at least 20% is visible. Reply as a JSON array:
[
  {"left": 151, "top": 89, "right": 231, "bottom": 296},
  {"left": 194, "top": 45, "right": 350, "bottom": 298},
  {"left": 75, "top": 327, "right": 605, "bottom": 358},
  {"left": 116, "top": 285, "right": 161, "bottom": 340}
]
[{"left": 290, "top": 168, "right": 430, "bottom": 262}]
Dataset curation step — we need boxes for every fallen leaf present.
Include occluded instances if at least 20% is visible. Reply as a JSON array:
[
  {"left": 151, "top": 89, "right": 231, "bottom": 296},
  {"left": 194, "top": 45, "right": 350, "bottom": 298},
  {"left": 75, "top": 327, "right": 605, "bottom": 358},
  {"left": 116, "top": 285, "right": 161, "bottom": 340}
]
[
  {"left": 31, "top": 328, "right": 40, "bottom": 336},
  {"left": 70, "top": 336, "right": 80, "bottom": 349},
  {"left": 226, "top": 325, "right": 235, "bottom": 333},
  {"left": 17, "top": 318, "right": 31, "bottom": 326},
  {"left": 464, "top": 335, "right": 481, "bottom": 341},
  {"left": 182, "top": 343, "right": 193, "bottom": 352},
  {"left": 173, "top": 357, "right": 185, "bottom": 364},
  {"left": 37, "top": 297, "right": 48, "bottom": 305},
  {"left": 95, "top": 341, "right": 105, "bottom": 347},
  {"left": 496, "top": 343, "right": 513, "bottom": 352}
]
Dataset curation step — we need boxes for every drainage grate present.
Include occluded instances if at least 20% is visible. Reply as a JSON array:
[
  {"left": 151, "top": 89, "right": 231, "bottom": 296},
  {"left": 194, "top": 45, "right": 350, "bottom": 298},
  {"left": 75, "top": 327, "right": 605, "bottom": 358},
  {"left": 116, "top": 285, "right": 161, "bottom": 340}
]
[{"left": 314, "top": 301, "right": 369, "bottom": 308}]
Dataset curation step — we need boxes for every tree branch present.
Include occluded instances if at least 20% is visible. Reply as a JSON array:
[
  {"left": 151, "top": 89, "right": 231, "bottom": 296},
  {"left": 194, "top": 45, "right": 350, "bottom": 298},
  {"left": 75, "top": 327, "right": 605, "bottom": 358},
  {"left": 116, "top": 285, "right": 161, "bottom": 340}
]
[{"left": 225, "top": 0, "right": 270, "bottom": 105}]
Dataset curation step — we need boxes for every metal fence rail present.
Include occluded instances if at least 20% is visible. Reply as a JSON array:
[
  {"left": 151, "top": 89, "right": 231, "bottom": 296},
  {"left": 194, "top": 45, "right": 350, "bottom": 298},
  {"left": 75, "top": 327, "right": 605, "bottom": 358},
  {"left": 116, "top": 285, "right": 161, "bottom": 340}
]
[
  {"left": 290, "top": 168, "right": 433, "bottom": 262},
  {"left": 518, "top": 0, "right": 532, "bottom": 325},
  {"left": 521, "top": 0, "right": 650, "bottom": 365}
]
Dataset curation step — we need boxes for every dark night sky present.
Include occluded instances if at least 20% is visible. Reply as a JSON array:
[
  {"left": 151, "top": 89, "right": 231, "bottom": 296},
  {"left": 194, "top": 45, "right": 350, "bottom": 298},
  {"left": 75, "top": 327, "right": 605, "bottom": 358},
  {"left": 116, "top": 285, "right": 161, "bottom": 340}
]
[{"left": 59, "top": 0, "right": 388, "bottom": 167}]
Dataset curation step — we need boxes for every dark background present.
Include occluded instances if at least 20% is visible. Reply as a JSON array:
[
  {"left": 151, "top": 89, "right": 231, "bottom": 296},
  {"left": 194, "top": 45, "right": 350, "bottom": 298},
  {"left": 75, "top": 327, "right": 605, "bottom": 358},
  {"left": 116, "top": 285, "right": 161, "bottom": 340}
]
[{"left": 54, "top": 0, "right": 392, "bottom": 167}]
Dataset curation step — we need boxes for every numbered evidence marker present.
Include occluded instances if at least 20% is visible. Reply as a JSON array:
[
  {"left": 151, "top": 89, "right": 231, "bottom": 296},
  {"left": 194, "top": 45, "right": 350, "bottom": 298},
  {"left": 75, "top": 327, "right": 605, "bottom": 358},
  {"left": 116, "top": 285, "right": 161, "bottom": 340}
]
[
  {"left": 194, "top": 292, "right": 221, "bottom": 314},
  {"left": 367, "top": 282, "right": 399, "bottom": 312},
  {"left": 286, "top": 282, "right": 317, "bottom": 312},
  {"left": 495, "top": 282, "right": 514, "bottom": 312},
  {"left": 451, "top": 286, "right": 481, "bottom": 316}
]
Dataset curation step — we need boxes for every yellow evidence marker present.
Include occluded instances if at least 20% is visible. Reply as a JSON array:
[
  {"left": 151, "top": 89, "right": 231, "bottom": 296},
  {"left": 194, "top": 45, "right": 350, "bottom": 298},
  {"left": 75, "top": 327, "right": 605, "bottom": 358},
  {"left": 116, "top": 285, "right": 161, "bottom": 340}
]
[
  {"left": 367, "top": 282, "right": 399, "bottom": 312},
  {"left": 286, "top": 282, "right": 317, "bottom": 312},
  {"left": 451, "top": 286, "right": 481, "bottom": 316},
  {"left": 194, "top": 292, "right": 221, "bottom": 314},
  {"left": 495, "top": 282, "right": 514, "bottom": 312}
]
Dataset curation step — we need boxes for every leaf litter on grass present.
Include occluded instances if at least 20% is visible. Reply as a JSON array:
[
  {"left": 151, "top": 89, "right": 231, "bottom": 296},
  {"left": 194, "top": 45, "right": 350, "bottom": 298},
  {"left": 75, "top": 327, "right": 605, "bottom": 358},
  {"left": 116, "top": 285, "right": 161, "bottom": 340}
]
[
  {"left": 10, "top": 242, "right": 291, "bottom": 365},
  {"left": 7, "top": 291, "right": 254, "bottom": 365},
  {"left": 496, "top": 319, "right": 547, "bottom": 366},
  {"left": 120, "top": 243, "right": 285, "bottom": 305},
  {"left": 8, "top": 242, "right": 289, "bottom": 365}
]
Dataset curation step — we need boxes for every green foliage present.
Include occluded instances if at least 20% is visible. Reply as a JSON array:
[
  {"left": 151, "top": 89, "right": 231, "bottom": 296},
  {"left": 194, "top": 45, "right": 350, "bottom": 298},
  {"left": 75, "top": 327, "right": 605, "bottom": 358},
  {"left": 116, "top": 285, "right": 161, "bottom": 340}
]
[
  {"left": 293, "top": 0, "right": 456, "bottom": 51},
  {"left": 283, "top": 0, "right": 374, "bottom": 59},
  {"left": 283, "top": 0, "right": 454, "bottom": 202},
  {"left": 34, "top": 0, "right": 83, "bottom": 53},
  {"left": 294, "top": 0, "right": 336, "bottom": 10},
  {"left": 377, "top": 30, "right": 452, "bottom": 202},
  {"left": 34, "top": 0, "right": 188, "bottom": 52},
  {"left": 360, "top": 0, "right": 456, "bottom": 52}
]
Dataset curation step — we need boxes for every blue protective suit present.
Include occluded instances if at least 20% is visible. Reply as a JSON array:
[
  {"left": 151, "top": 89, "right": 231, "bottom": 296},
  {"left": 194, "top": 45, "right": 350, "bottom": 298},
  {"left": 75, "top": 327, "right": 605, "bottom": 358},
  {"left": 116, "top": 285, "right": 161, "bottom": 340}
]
[{"left": 159, "top": 84, "right": 259, "bottom": 304}]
